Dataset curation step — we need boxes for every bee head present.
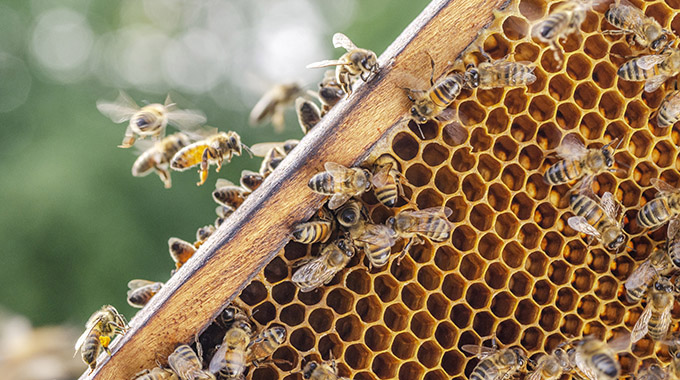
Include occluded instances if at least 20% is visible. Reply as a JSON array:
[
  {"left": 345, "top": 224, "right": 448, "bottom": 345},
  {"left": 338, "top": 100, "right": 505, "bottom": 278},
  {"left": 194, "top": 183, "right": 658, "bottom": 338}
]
[
  {"left": 411, "top": 100, "right": 432, "bottom": 123},
  {"left": 606, "top": 232, "right": 626, "bottom": 251},
  {"left": 464, "top": 65, "right": 480, "bottom": 88},
  {"left": 648, "top": 26, "right": 670, "bottom": 51},
  {"left": 362, "top": 53, "right": 379, "bottom": 73},
  {"left": 601, "top": 137, "right": 622, "bottom": 167},
  {"left": 302, "top": 362, "right": 318, "bottom": 379}
]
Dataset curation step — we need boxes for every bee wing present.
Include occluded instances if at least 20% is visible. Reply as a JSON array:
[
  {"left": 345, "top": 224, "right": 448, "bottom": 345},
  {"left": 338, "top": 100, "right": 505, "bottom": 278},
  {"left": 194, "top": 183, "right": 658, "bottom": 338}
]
[
  {"left": 74, "top": 314, "right": 105, "bottom": 353},
  {"left": 332, "top": 32, "right": 358, "bottom": 51},
  {"left": 568, "top": 216, "right": 601, "bottom": 238},
  {"left": 291, "top": 258, "right": 331, "bottom": 291},
  {"left": 482, "top": 61, "right": 537, "bottom": 88},
  {"left": 127, "top": 279, "right": 157, "bottom": 290},
  {"left": 250, "top": 142, "right": 285, "bottom": 157},
  {"left": 600, "top": 192, "right": 620, "bottom": 220},
  {"left": 96, "top": 91, "right": 139, "bottom": 123},
  {"left": 358, "top": 224, "right": 397, "bottom": 246},
  {"left": 631, "top": 303, "right": 653, "bottom": 343},
  {"left": 624, "top": 259, "right": 655, "bottom": 292},
  {"left": 166, "top": 109, "right": 207, "bottom": 130},
  {"left": 651, "top": 178, "right": 679, "bottom": 195},
  {"left": 328, "top": 193, "right": 352, "bottom": 210},
  {"left": 249, "top": 91, "right": 278, "bottom": 126},
  {"left": 215, "top": 178, "right": 237, "bottom": 189},
  {"left": 658, "top": 303, "right": 674, "bottom": 338},
  {"left": 668, "top": 217, "right": 680, "bottom": 239},
  {"left": 324, "top": 162, "right": 352, "bottom": 176},
  {"left": 556, "top": 134, "right": 588, "bottom": 159},
  {"left": 170, "top": 142, "right": 210, "bottom": 170},
  {"left": 208, "top": 343, "right": 229, "bottom": 373},
  {"left": 371, "top": 163, "right": 393, "bottom": 188},
  {"left": 400, "top": 207, "right": 454, "bottom": 231},
  {"left": 634, "top": 54, "right": 669, "bottom": 70},
  {"left": 306, "top": 60, "right": 347, "bottom": 69},
  {"left": 645, "top": 74, "right": 670, "bottom": 93},
  {"left": 461, "top": 344, "right": 497, "bottom": 359}
]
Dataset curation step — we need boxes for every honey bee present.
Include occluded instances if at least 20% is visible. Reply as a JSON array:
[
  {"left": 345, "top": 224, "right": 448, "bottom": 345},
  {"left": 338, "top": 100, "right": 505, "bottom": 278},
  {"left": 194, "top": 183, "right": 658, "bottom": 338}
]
[
  {"left": 543, "top": 135, "right": 622, "bottom": 191},
  {"left": 168, "top": 344, "right": 215, "bottom": 380},
  {"left": 134, "top": 367, "right": 179, "bottom": 380},
  {"left": 624, "top": 248, "right": 673, "bottom": 303},
  {"left": 316, "top": 70, "right": 346, "bottom": 114},
  {"left": 657, "top": 82, "right": 680, "bottom": 128},
  {"left": 307, "top": 33, "right": 380, "bottom": 94},
  {"left": 371, "top": 154, "right": 405, "bottom": 207},
  {"left": 74, "top": 305, "right": 128, "bottom": 372},
  {"left": 637, "top": 178, "right": 680, "bottom": 230},
  {"left": 667, "top": 218, "right": 680, "bottom": 268},
  {"left": 212, "top": 179, "right": 247, "bottom": 210},
  {"left": 239, "top": 170, "right": 265, "bottom": 193},
  {"left": 532, "top": 0, "right": 588, "bottom": 67},
  {"left": 464, "top": 54, "right": 537, "bottom": 90},
  {"left": 170, "top": 131, "right": 249, "bottom": 186},
  {"left": 386, "top": 207, "right": 454, "bottom": 261},
  {"left": 636, "top": 364, "right": 669, "bottom": 380},
  {"left": 604, "top": 1, "right": 671, "bottom": 52},
  {"left": 215, "top": 206, "right": 233, "bottom": 227},
  {"left": 336, "top": 200, "right": 397, "bottom": 268},
  {"left": 527, "top": 348, "right": 573, "bottom": 380},
  {"left": 249, "top": 83, "right": 304, "bottom": 133},
  {"left": 301, "top": 360, "right": 349, "bottom": 380},
  {"left": 96, "top": 91, "right": 206, "bottom": 148},
  {"left": 308, "top": 162, "right": 372, "bottom": 210},
  {"left": 296, "top": 97, "right": 322, "bottom": 134},
  {"left": 669, "top": 340, "right": 680, "bottom": 378},
  {"left": 208, "top": 307, "right": 252, "bottom": 378},
  {"left": 168, "top": 237, "right": 196, "bottom": 270},
  {"left": 462, "top": 343, "right": 527, "bottom": 380},
  {"left": 632, "top": 276, "right": 677, "bottom": 343},
  {"left": 292, "top": 238, "right": 356, "bottom": 292},
  {"left": 131, "top": 132, "right": 192, "bottom": 188},
  {"left": 571, "top": 335, "right": 625, "bottom": 380},
  {"left": 195, "top": 225, "right": 216, "bottom": 248},
  {"left": 127, "top": 279, "right": 163, "bottom": 308},
  {"left": 618, "top": 48, "right": 680, "bottom": 92},
  {"left": 291, "top": 208, "right": 334, "bottom": 244},
  {"left": 246, "top": 325, "right": 287, "bottom": 366},
  {"left": 568, "top": 191, "right": 627, "bottom": 251},
  {"left": 251, "top": 140, "right": 299, "bottom": 177}
]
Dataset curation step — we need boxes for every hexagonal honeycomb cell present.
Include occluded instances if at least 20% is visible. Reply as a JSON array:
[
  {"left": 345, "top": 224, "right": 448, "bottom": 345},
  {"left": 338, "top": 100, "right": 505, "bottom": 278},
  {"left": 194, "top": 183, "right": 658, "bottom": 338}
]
[{"left": 190, "top": 0, "right": 680, "bottom": 378}]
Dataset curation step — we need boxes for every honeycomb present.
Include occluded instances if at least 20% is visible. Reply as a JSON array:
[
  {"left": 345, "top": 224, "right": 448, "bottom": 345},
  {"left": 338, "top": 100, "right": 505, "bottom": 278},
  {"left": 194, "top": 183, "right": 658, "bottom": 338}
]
[{"left": 199, "top": 0, "right": 680, "bottom": 378}]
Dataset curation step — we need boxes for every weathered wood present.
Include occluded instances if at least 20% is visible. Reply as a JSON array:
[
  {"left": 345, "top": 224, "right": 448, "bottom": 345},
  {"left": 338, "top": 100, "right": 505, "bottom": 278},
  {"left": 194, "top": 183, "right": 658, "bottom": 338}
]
[{"left": 79, "top": 0, "right": 506, "bottom": 378}]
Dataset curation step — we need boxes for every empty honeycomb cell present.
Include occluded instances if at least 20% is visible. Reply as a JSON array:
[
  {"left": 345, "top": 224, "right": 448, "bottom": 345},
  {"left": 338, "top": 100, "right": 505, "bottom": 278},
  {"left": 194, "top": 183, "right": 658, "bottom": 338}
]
[
  {"left": 384, "top": 303, "right": 410, "bottom": 333},
  {"left": 583, "top": 321, "right": 606, "bottom": 338},
  {"left": 529, "top": 69, "right": 548, "bottom": 94},
  {"left": 492, "top": 136, "right": 519, "bottom": 161},
  {"left": 372, "top": 353, "right": 400, "bottom": 379},
  {"left": 578, "top": 295, "right": 601, "bottom": 319},
  {"left": 519, "top": 0, "right": 545, "bottom": 20},
  {"left": 346, "top": 269, "right": 371, "bottom": 295},
  {"left": 363, "top": 325, "right": 391, "bottom": 352},
  {"left": 634, "top": 161, "right": 658, "bottom": 187},
  {"left": 579, "top": 112, "right": 605, "bottom": 140},
  {"left": 452, "top": 226, "right": 477, "bottom": 252},
  {"left": 502, "top": 15, "right": 528, "bottom": 40},
  {"left": 566, "top": 54, "right": 592, "bottom": 80},
  {"left": 411, "top": 311, "right": 437, "bottom": 339},
  {"left": 241, "top": 280, "right": 268, "bottom": 306},
  {"left": 484, "top": 262, "right": 509, "bottom": 289},
  {"left": 486, "top": 108, "right": 510, "bottom": 134},
  {"left": 526, "top": 251, "right": 548, "bottom": 276},
  {"left": 592, "top": 62, "right": 616, "bottom": 90},
  {"left": 392, "top": 132, "right": 419, "bottom": 161},
  {"left": 417, "top": 341, "right": 442, "bottom": 369},
  {"left": 511, "top": 117, "right": 538, "bottom": 145},
  {"left": 609, "top": 42, "right": 632, "bottom": 68},
  {"left": 356, "top": 295, "right": 382, "bottom": 324},
  {"left": 625, "top": 101, "right": 649, "bottom": 131},
  {"left": 536, "top": 122, "right": 561, "bottom": 150},
  {"left": 435, "top": 322, "right": 457, "bottom": 350},
  {"left": 615, "top": 150, "right": 635, "bottom": 177},
  {"left": 479, "top": 233, "right": 503, "bottom": 261},
  {"left": 588, "top": 249, "right": 612, "bottom": 275},
  {"left": 327, "top": 288, "right": 354, "bottom": 315},
  {"left": 618, "top": 75, "right": 645, "bottom": 99},
  {"left": 409, "top": 121, "right": 439, "bottom": 141},
  {"left": 319, "top": 333, "right": 344, "bottom": 360},
  {"left": 472, "top": 311, "right": 496, "bottom": 338},
  {"left": 515, "top": 298, "right": 539, "bottom": 325},
  {"left": 458, "top": 100, "right": 486, "bottom": 126},
  {"left": 514, "top": 42, "right": 540, "bottom": 62},
  {"left": 374, "top": 274, "right": 399, "bottom": 303},
  {"left": 526, "top": 173, "right": 550, "bottom": 200},
  {"left": 402, "top": 283, "right": 427, "bottom": 311},
  {"left": 534, "top": 202, "right": 557, "bottom": 229},
  {"left": 510, "top": 193, "right": 534, "bottom": 220},
  {"left": 346, "top": 343, "right": 373, "bottom": 370},
  {"left": 482, "top": 33, "right": 511, "bottom": 59},
  {"left": 252, "top": 367, "right": 278, "bottom": 380},
  {"left": 272, "top": 346, "right": 298, "bottom": 371},
  {"left": 252, "top": 301, "right": 276, "bottom": 325},
  {"left": 541, "top": 231, "right": 563, "bottom": 257},
  {"left": 399, "top": 362, "right": 424, "bottom": 380},
  {"left": 264, "top": 256, "right": 288, "bottom": 283},
  {"left": 539, "top": 49, "right": 562, "bottom": 74},
  {"left": 503, "top": 88, "right": 528, "bottom": 114},
  {"left": 632, "top": 338, "right": 656, "bottom": 358},
  {"left": 497, "top": 320, "right": 521, "bottom": 345},
  {"left": 564, "top": 240, "right": 587, "bottom": 266},
  {"left": 518, "top": 224, "right": 541, "bottom": 249},
  {"left": 521, "top": 327, "right": 544, "bottom": 352},
  {"left": 391, "top": 256, "right": 416, "bottom": 282},
  {"left": 442, "top": 122, "right": 468, "bottom": 147},
  {"left": 416, "top": 188, "right": 445, "bottom": 210},
  {"left": 545, "top": 333, "right": 568, "bottom": 352},
  {"left": 556, "top": 103, "right": 580, "bottom": 130},
  {"left": 427, "top": 293, "right": 450, "bottom": 320},
  {"left": 465, "top": 283, "right": 491, "bottom": 309},
  {"left": 308, "top": 308, "right": 334, "bottom": 333},
  {"left": 392, "top": 332, "right": 418, "bottom": 359},
  {"left": 549, "top": 185, "right": 571, "bottom": 209},
  {"left": 532, "top": 279, "right": 554, "bottom": 305},
  {"left": 594, "top": 276, "right": 618, "bottom": 300},
  {"left": 538, "top": 306, "right": 561, "bottom": 331},
  {"left": 560, "top": 313, "right": 583, "bottom": 336},
  {"left": 490, "top": 291, "right": 517, "bottom": 318},
  {"left": 459, "top": 252, "right": 486, "bottom": 280},
  {"left": 646, "top": 2, "right": 671, "bottom": 24},
  {"left": 660, "top": 169, "right": 680, "bottom": 186},
  {"left": 502, "top": 241, "right": 526, "bottom": 270},
  {"left": 600, "top": 301, "right": 624, "bottom": 326},
  {"left": 451, "top": 149, "right": 476, "bottom": 172},
  {"left": 441, "top": 351, "right": 465, "bottom": 376},
  {"left": 280, "top": 303, "right": 306, "bottom": 326},
  {"left": 501, "top": 163, "right": 526, "bottom": 191},
  {"left": 477, "top": 154, "right": 501, "bottom": 181},
  {"left": 617, "top": 180, "right": 641, "bottom": 208},
  {"left": 488, "top": 183, "right": 511, "bottom": 212},
  {"left": 583, "top": 34, "right": 608, "bottom": 60},
  {"left": 284, "top": 242, "right": 308, "bottom": 261},
  {"left": 548, "top": 74, "right": 574, "bottom": 101},
  {"left": 548, "top": 260, "right": 571, "bottom": 286},
  {"left": 457, "top": 330, "right": 480, "bottom": 352},
  {"left": 290, "top": 327, "right": 315, "bottom": 351},
  {"left": 469, "top": 128, "right": 493, "bottom": 152},
  {"left": 434, "top": 166, "right": 459, "bottom": 194},
  {"left": 573, "top": 82, "right": 599, "bottom": 110},
  {"left": 423, "top": 369, "right": 448, "bottom": 380},
  {"left": 599, "top": 91, "right": 625, "bottom": 120},
  {"left": 422, "top": 143, "right": 449, "bottom": 166},
  {"left": 477, "top": 88, "right": 504, "bottom": 107},
  {"left": 418, "top": 265, "right": 442, "bottom": 291},
  {"left": 630, "top": 130, "right": 654, "bottom": 159},
  {"left": 653, "top": 140, "right": 675, "bottom": 167},
  {"left": 442, "top": 273, "right": 466, "bottom": 301},
  {"left": 272, "top": 282, "right": 297, "bottom": 305},
  {"left": 434, "top": 246, "right": 459, "bottom": 271},
  {"left": 496, "top": 212, "right": 520, "bottom": 239},
  {"left": 470, "top": 203, "right": 494, "bottom": 231},
  {"left": 528, "top": 95, "right": 556, "bottom": 122},
  {"left": 509, "top": 271, "right": 532, "bottom": 297},
  {"left": 405, "top": 163, "right": 432, "bottom": 187}
]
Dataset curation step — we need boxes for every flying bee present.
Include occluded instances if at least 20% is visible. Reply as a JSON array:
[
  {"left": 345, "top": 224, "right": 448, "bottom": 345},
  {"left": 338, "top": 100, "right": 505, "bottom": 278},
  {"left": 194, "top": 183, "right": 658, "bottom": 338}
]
[
  {"left": 637, "top": 178, "right": 680, "bottom": 230},
  {"left": 570, "top": 335, "right": 625, "bottom": 380},
  {"left": 307, "top": 32, "right": 379, "bottom": 95},
  {"left": 386, "top": 207, "right": 454, "bottom": 261},
  {"left": 308, "top": 162, "right": 372, "bottom": 210},
  {"left": 168, "top": 237, "right": 196, "bottom": 270},
  {"left": 543, "top": 134, "right": 622, "bottom": 191},
  {"left": 249, "top": 83, "right": 304, "bottom": 133},
  {"left": 195, "top": 225, "right": 216, "bottom": 248},
  {"left": 296, "top": 97, "right": 322, "bottom": 134},
  {"left": 96, "top": 91, "right": 206, "bottom": 148},
  {"left": 291, "top": 208, "right": 334, "bottom": 244},
  {"left": 462, "top": 342, "right": 527, "bottom": 380},
  {"left": 208, "top": 307, "right": 252, "bottom": 378},
  {"left": 371, "top": 154, "right": 405, "bottom": 207},
  {"left": 251, "top": 140, "right": 299, "bottom": 177},
  {"left": 618, "top": 48, "right": 680, "bottom": 92},
  {"left": 625, "top": 248, "right": 673, "bottom": 303},
  {"left": 134, "top": 367, "right": 179, "bottom": 380},
  {"left": 246, "top": 325, "right": 287, "bottom": 366},
  {"left": 301, "top": 360, "right": 349, "bottom": 380},
  {"left": 604, "top": 1, "right": 671, "bottom": 52},
  {"left": 292, "top": 238, "right": 356, "bottom": 292},
  {"left": 239, "top": 170, "right": 265, "bottom": 193},
  {"left": 74, "top": 305, "right": 129, "bottom": 372},
  {"left": 170, "top": 131, "right": 250, "bottom": 186},
  {"left": 126, "top": 279, "right": 163, "bottom": 308},
  {"left": 168, "top": 344, "right": 215, "bottom": 380},
  {"left": 632, "top": 276, "right": 677, "bottom": 343},
  {"left": 463, "top": 53, "right": 537, "bottom": 90},
  {"left": 527, "top": 348, "right": 573, "bottom": 380},
  {"left": 657, "top": 82, "right": 680, "bottom": 128},
  {"left": 316, "top": 70, "right": 346, "bottom": 114},
  {"left": 215, "top": 206, "right": 233, "bottom": 227},
  {"left": 212, "top": 179, "right": 247, "bottom": 210},
  {"left": 532, "top": 0, "right": 588, "bottom": 67},
  {"left": 336, "top": 200, "right": 398, "bottom": 268},
  {"left": 568, "top": 191, "right": 627, "bottom": 251},
  {"left": 132, "top": 132, "right": 192, "bottom": 188}
]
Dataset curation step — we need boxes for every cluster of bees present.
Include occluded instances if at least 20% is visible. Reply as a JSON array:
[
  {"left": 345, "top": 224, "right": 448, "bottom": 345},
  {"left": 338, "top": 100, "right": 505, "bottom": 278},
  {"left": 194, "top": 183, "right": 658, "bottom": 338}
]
[{"left": 72, "top": 0, "right": 680, "bottom": 379}]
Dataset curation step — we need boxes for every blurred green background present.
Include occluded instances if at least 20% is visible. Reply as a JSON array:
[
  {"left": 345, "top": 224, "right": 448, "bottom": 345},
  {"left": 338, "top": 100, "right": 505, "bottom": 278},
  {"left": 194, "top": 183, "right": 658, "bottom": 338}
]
[{"left": 0, "top": 0, "right": 428, "bottom": 328}]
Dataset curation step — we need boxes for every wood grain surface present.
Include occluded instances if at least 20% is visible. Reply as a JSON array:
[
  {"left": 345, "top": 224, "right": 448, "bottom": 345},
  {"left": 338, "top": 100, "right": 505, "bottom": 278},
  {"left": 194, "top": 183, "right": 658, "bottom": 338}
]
[{"left": 79, "top": 0, "right": 507, "bottom": 378}]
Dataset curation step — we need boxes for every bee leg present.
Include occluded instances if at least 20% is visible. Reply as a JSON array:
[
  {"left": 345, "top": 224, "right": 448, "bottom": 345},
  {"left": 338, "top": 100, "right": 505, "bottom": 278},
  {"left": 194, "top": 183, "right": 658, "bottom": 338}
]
[
  {"left": 119, "top": 126, "right": 136, "bottom": 148},
  {"left": 197, "top": 149, "right": 212, "bottom": 186},
  {"left": 397, "top": 237, "right": 415, "bottom": 264},
  {"left": 156, "top": 168, "right": 172, "bottom": 189}
]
